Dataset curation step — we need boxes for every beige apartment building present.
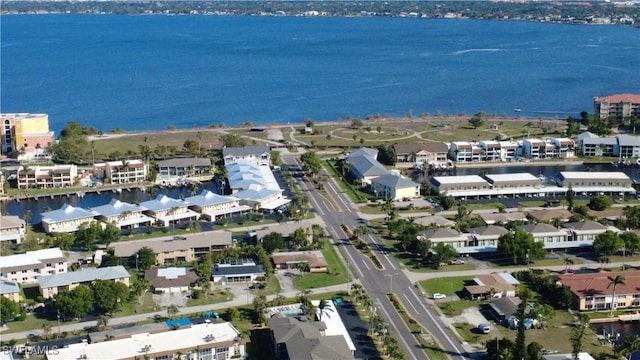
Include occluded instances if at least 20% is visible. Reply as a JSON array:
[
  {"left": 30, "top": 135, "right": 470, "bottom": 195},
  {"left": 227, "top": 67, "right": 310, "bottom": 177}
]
[
  {"left": 93, "top": 159, "right": 147, "bottom": 184},
  {"left": 16, "top": 164, "right": 78, "bottom": 189},
  {"left": 0, "top": 248, "right": 68, "bottom": 284},
  {"left": 557, "top": 270, "right": 640, "bottom": 311},
  {"left": 594, "top": 94, "right": 640, "bottom": 119},
  {"left": 0, "top": 215, "right": 26, "bottom": 244}
]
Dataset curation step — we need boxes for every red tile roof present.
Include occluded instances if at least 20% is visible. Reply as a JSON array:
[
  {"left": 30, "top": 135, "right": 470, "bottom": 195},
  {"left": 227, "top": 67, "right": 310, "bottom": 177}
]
[
  {"left": 594, "top": 94, "right": 640, "bottom": 103},
  {"left": 557, "top": 270, "right": 640, "bottom": 298}
]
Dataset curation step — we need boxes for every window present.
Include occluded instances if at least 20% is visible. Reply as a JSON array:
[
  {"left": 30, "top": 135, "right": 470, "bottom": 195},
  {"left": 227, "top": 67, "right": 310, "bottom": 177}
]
[
  {"left": 154, "top": 356, "right": 171, "bottom": 360},
  {"left": 46, "top": 263, "right": 52, "bottom": 267}
]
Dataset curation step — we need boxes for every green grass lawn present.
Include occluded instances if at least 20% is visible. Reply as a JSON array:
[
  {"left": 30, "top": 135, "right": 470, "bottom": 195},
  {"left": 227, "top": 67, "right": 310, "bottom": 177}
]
[
  {"left": 438, "top": 300, "right": 484, "bottom": 317},
  {"left": 252, "top": 276, "right": 282, "bottom": 297},
  {"left": 454, "top": 323, "right": 485, "bottom": 344},
  {"left": 292, "top": 241, "right": 348, "bottom": 290},
  {"left": 186, "top": 288, "right": 235, "bottom": 307},
  {"left": 420, "top": 276, "right": 469, "bottom": 298}
]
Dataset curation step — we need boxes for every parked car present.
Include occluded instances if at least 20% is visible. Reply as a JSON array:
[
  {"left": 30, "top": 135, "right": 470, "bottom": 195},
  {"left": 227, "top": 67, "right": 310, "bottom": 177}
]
[
  {"left": 432, "top": 293, "right": 446, "bottom": 300},
  {"left": 478, "top": 323, "right": 491, "bottom": 334},
  {"left": 450, "top": 259, "right": 466, "bottom": 265}
]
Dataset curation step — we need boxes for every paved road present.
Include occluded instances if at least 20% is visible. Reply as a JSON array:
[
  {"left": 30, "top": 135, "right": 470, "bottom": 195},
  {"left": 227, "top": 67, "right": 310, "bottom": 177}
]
[{"left": 282, "top": 153, "right": 441, "bottom": 360}]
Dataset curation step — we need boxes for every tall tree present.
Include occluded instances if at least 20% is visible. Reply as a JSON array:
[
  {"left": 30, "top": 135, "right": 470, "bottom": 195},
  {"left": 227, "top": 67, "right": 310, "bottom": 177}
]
[
  {"left": 220, "top": 133, "right": 246, "bottom": 148},
  {"left": 262, "top": 232, "right": 285, "bottom": 254},
  {"left": 0, "top": 297, "right": 19, "bottom": 324},
  {"left": 135, "top": 246, "right": 156, "bottom": 270},
  {"left": 565, "top": 186, "right": 575, "bottom": 211},
  {"left": 497, "top": 229, "right": 546, "bottom": 265},
  {"left": 571, "top": 313, "right": 590, "bottom": 360},
  {"left": 55, "top": 285, "right": 94, "bottom": 320},
  {"left": 93, "top": 280, "right": 130, "bottom": 314},
  {"left": 593, "top": 230, "right": 623, "bottom": 258}
]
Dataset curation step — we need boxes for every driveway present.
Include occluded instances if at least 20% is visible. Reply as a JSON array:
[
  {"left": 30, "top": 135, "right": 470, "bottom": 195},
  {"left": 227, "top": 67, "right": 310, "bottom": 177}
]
[{"left": 274, "top": 269, "right": 300, "bottom": 295}]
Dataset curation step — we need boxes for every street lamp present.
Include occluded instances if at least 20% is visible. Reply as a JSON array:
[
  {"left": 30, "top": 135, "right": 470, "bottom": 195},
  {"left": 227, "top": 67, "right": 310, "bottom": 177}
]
[
  {"left": 384, "top": 273, "right": 397, "bottom": 294},
  {"left": 57, "top": 310, "right": 61, "bottom": 336}
]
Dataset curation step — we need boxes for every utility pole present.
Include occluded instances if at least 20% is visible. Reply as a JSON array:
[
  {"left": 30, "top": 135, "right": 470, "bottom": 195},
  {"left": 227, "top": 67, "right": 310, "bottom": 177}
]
[
  {"left": 384, "top": 273, "right": 397, "bottom": 294},
  {"left": 57, "top": 310, "right": 61, "bottom": 336}
]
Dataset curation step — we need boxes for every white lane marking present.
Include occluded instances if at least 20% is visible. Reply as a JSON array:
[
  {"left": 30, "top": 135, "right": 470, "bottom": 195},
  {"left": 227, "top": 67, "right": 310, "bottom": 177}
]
[
  {"left": 327, "top": 181, "right": 353, "bottom": 211},
  {"left": 403, "top": 292, "right": 420, "bottom": 314},
  {"left": 368, "top": 234, "right": 396, "bottom": 270},
  {"left": 408, "top": 289, "right": 466, "bottom": 359},
  {"left": 361, "top": 259, "right": 370, "bottom": 271},
  {"left": 330, "top": 228, "right": 363, "bottom": 278},
  {"left": 376, "top": 299, "right": 419, "bottom": 360}
]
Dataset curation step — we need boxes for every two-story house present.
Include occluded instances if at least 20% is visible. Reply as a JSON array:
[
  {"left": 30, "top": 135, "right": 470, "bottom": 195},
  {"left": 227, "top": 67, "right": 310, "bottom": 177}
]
[
  {"left": 140, "top": 194, "right": 199, "bottom": 227},
  {"left": 90, "top": 199, "right": 154, "bottom": 230},
  {"left": 185, "top": 190, "right": 249, "bottom": 220},
  {"left": 0, "top": 215, "right": 26, "bottom": 244},
  {"left": 0, "top": 248, "right": 67, "bottom": 284},
  {"left": 17, "top": 165, "right": 78, "bottom": 189},
  {"left": 222, "top": 145, "right": 271, "bottom": 166},
  {"left": 93, "top": 159, "right": 147, "bottom": 184},
  {"left": 41, "top": 204, "right": 99, "bottom": 233},
  {"left": 37, "top": 265, "right": 130, "bottom": 299},
  {"left": 519, "top": 223, "right": 570, "bottom": 250}
]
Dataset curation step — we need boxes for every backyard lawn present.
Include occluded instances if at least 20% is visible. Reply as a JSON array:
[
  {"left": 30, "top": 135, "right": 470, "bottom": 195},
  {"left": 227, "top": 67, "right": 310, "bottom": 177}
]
[{"left": 292, "top": 240, "right": 349, "bottom": 290}]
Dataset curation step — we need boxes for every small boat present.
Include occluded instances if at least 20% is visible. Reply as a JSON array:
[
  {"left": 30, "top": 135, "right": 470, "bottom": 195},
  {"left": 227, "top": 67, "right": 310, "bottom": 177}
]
[{"left": 514, "top": 108, "right": 522, "bottom": 112}]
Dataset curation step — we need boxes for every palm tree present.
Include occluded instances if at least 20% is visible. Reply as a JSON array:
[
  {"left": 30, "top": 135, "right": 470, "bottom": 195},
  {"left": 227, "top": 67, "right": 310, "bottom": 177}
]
[
  {"left": 41, "top": 322, "right": 52, "bottom": 340},
  {"left": 96, "top": 315, "right": 110, "bottom": 331},
  {"left": 564, "top": 257, "right": 574, "bottom": 272},
  {"left": 607, "top": 275, "right": 626, "bottom": 316},
  {"left": 317, "top": 299, "right": 334, "bottom": 322},
  {"left": 166, "top": 304, "right": 179, "bottom": 319},
  {"left": 168, "top": 206, "right": 180, "bottom": 231}
]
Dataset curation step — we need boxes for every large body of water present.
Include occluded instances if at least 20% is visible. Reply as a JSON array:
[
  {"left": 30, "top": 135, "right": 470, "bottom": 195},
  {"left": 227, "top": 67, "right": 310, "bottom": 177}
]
[{"left": 1, "top": 15, "right": 639, "bottom": 133}]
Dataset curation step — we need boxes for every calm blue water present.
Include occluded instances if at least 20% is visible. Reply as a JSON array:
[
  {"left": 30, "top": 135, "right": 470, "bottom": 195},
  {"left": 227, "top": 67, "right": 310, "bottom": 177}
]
[{"left": 1, "top": 15, "right": 639, "bottom": 133}]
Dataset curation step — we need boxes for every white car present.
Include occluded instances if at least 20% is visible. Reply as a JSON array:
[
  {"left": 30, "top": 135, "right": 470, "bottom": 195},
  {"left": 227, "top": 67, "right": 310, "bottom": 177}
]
[{"left": 432, "top": 293, "right": 446, "bottom": 300}]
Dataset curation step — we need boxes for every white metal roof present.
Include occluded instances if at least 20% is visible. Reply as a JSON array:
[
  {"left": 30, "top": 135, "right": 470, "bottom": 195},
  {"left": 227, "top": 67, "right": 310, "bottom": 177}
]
[
  {"left": 0, "top": 248, "right": 65, "bottom": 269},
  {"left": 432, "top": 175, "right": 487, "bottom": 185},
  {"left": 311, "top": 300, "right": 356, "bottom": 352},
  {"left": 47, "top": 322, "right": 241, "bottom": 360},
  {"left": 484, "top": 173, "right": 541, "bottom": 182},
  {"left": 559, "top": 171, "right": 631, "bottom": 180}
]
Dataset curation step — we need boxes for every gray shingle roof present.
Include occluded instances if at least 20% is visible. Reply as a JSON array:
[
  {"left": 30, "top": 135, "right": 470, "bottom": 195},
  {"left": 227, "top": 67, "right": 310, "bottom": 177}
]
[
  {"left": 467, "top": 225, "right": 509, "bottom": 237},
  {"left": 37, "top": 266, "right": 129, "bottom": 289},
  {"left": 347, "top": 154, "right": 389, "bottom": 177},
  {"left": 562, "top": 221, "right": 608, "bottom": 232},
  {"left": 419, "top": 228, "right": 465, "bottom": 239},
  {"left": 347, "top": 147, "right": 378, "bottom": 159},
  {"left": 0, "top": 216, "right": 25, "bottom": 229},
  {"left": 222, "top": 145, "right": 270, "bottom": 158},
  {"left": 0, "top": 279, "right": 20, "bottom": 295},
  {"left": 270, "top": 317, "right": 354, "bottom": 360},
  {"left": 617, "top": 135, "right": 640, "bottom": 147},
  {"left": 519, "top": 223, "right": 563, "bottom": 234}
]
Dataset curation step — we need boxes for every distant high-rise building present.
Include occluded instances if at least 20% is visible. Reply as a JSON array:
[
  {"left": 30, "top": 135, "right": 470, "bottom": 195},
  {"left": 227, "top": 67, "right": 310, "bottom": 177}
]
[
  {"left": 1, "top": 113, "right": 55, "bottom": 159},
  {"left": 593, "top": 94, "right": 640, "bottom": 119}
]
